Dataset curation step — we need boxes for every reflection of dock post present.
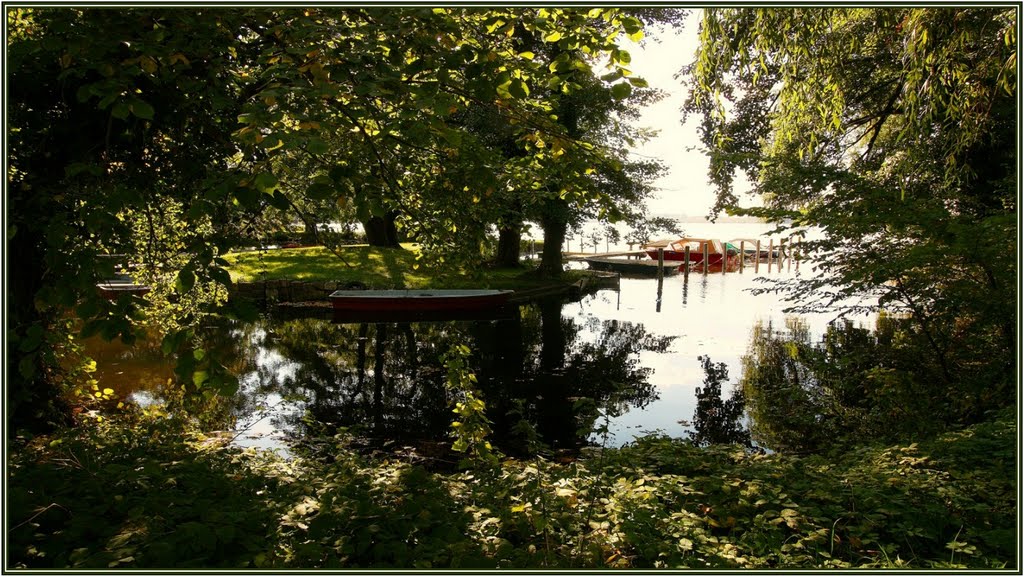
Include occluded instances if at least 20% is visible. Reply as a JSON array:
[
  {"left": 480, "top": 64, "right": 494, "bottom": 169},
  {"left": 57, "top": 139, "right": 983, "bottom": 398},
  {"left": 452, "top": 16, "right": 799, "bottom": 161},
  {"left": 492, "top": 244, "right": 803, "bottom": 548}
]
[
  {"left": 754, "top": 240, "right": 760, "bottom": 273},
  {"left": 739, "top": 240, "right": 745, "bottom": 273},
  {"left": 656, "top": 249, "right": 664, "bottom": 312},
  {"left": 767, "top": 238, "right": 774, "bottom": 271},
  {"left": 702, "top": 242, "right": 709, "bottom": 274},
  {"left": 683, "top": 246, "right": 690, "bottom": 280},
  {"left": 787, "top": 237, "right": 792, "bottom": 272},
  {"left": 778, "top": 238, "right": 785, "bottom": 272},
  {"left": 795, "top": 238, "right": 800, "bottom": 272}
]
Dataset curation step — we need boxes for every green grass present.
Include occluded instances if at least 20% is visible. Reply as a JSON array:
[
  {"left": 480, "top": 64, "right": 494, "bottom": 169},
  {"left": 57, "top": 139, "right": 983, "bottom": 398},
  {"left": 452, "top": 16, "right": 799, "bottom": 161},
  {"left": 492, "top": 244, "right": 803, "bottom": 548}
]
[{"left": 222, "top": 244, "right": 596, "bottom": 291}]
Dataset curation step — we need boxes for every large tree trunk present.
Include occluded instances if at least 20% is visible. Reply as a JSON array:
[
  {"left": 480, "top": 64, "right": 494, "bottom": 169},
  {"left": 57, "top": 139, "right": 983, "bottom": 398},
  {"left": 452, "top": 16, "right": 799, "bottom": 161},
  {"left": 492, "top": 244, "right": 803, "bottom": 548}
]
[
  {"left": 494, "top": 226, "right": 522, "bottom": 268},
  {"left": 363, "top": 211, "right": 401, "bottom": 248},
  {"left": 538, "top": 199, "right": 569, "bottom": 278},
  {"left": 7, "top": 226, "right": 71, "bottom": 435}
]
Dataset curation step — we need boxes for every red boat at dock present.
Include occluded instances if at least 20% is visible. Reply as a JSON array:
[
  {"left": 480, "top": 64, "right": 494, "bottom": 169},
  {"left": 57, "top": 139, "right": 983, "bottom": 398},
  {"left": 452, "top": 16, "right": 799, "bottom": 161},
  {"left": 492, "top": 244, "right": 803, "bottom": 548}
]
[{"left": 643, "top": 238, "right": 738, "bottom": 265}]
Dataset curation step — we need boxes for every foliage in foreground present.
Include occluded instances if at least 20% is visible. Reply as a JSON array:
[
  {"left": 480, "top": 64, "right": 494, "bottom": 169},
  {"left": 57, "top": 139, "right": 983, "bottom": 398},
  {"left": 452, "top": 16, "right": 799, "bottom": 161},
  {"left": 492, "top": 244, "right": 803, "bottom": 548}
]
[{"left": 8, "top": 408, "right": 1015, "bottom": 570}]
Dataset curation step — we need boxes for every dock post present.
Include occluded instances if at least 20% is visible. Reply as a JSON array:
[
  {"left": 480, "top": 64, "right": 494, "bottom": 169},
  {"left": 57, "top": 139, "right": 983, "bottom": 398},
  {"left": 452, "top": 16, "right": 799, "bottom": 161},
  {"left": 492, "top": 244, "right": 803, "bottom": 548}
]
[
  {"left": 683, "top": 246, "right": 690, "bottom": 280},
  {"left": 702, "top": 242, "right": 709, "bottom": 274},
  {"left": 739, "top": 240, "right": 745, "bottom": 273},
  {"left": 722, "top": 240, "right": 727, "bottom": 275},
  {"left": 754, "top": 240, "right": 760, "bottom": 273},
  {"left": 767, "top": 239, "right": 774, "bottom": 271}
]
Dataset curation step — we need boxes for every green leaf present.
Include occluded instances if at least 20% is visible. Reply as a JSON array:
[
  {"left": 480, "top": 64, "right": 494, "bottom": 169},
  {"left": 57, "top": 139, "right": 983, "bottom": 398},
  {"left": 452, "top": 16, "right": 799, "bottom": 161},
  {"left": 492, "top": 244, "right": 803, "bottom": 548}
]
[
  {"left": 268, "top": 189, "right": 291, "bottom": 211},
  {"left": 544, "top": 31, "right": 562, "bottom": 43},
  {"left": 254, "top": 172, "right": 278, "bottom": 193},
  {"left": 175, "top": 269, "right": 196, "bottom": 293},
  {"left": 307, "top": 137, "right": 330, "bottom": 155},
  {"left": 18, "top": 354, "right": 37, "bottom": 379},
  {"left": 611, "top": 82, "right": 632, "bottom": 99},
  {"left": 192, "top": 370, "right": 209, "bottom": 388},
  {"left": 306, "top": 182, "right": 335, "bottom": 200},
  {"left": 508, "top": 78, "right": 530, "bottom": 99},
  {"left": 329, "top": 164, "right": 353, "bottom": 182},
  {"left": 111, "top": 102, "right": 130, "bottom": 120},
  {"left": 18, "top": 324, "right": 44, "bottom": 353},
  {"left": 233, "top": 185, "right": 261, "bottom": 209},
  {"left": 76, "top": 84, "right": 94, "bottom": 103},
  {"left": 601, "top": 70, "right": 624, "bottom": 82},
  {"left": 209, "top": 266, "right": 233, "bottom": 287},
  {"left": 628, "top": 77, "right": 649, "bottom": 88},
  {"left": 129, "top": 99, "right": 154, "bottom": 120}
]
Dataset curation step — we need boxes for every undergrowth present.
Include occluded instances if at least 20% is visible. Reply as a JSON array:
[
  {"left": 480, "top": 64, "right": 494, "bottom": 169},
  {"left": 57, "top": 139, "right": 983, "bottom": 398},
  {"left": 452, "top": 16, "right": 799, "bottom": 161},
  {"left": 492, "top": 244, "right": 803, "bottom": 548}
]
[{"left": 7, "top": 408, "right": 1016, "bottom": 569}]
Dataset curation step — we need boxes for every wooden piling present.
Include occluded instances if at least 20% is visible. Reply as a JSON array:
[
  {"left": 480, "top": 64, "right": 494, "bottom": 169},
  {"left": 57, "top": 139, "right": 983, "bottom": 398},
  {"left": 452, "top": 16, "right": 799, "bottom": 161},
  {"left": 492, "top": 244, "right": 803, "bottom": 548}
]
[
  {"left": 683, "top": 245, "right": 690, "bottom": 280},
  {"left": 739, "top": 240, "right": 745, "bottom": 273},
  {"left": 767, "top": 239, "right": 774, "bottom": 271},
  {"left": 702, "top": 242, "right": 709, "bottom": 274},
  {"left": 754, "top": 240, "right": 760, "bottom": 273}
]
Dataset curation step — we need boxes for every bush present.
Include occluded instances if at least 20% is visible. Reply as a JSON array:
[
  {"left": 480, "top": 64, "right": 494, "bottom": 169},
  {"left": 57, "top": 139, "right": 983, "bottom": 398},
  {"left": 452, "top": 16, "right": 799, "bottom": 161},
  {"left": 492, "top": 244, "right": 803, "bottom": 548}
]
[{"left": 8, "top": 408, "right": 1015, "bottom": 570}]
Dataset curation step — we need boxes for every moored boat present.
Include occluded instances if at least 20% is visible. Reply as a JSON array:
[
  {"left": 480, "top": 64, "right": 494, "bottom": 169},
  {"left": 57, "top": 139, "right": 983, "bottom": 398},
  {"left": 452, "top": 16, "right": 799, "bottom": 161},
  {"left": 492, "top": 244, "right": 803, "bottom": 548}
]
[
  {"left": 328, "top": 289, "right": 514, "bottom": 314},
  {"left": 96, "top": 277, "right": 151, "bottom": 299},
  {"left": 584, "top": 256, "right": 680, "bottom": 276},
  {"left": 727, "top": 238, "right": 779, "bottom": 260},
  {"left": 643, "top": 238, "right": 738, "bottom": 265}
]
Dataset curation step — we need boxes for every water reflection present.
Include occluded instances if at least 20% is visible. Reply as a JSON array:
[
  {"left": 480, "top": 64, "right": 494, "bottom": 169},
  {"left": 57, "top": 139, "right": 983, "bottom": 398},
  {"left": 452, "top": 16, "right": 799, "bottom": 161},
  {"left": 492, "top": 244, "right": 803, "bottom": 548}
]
[
  {"left": 172, "top": 296, "right": 675, "bottom": 455},
  {"left": 85, "top": 242, "right": 857, "bottom": 454}
]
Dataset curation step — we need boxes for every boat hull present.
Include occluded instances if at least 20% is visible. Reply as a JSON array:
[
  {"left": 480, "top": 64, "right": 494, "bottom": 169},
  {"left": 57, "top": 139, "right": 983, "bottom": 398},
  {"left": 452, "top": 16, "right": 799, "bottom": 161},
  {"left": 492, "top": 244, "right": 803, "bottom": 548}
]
[
  {"left": 96, "top": 281, "right": 151, "bottom": 299},
  {"left": 644, "top": 250, "right": 726, "bottom": 265},
  {"left": 585, "top": 256, "right": 681, "bottom": 276},
  {"left": 328, "top": 289, "right": 513, "bottom": 314}
]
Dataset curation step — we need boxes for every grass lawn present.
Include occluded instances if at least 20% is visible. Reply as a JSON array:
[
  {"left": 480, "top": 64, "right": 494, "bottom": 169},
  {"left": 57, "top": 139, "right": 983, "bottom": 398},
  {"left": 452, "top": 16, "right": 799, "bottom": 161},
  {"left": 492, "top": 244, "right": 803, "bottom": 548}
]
[{"left": 222, "top": 244, "right": 593, "bottom": 291}]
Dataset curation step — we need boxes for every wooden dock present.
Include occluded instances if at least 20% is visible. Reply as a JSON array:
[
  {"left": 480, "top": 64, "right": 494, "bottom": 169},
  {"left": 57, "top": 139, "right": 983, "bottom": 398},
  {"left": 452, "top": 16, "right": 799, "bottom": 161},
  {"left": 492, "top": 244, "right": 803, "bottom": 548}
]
[{"left": 563, "top": 250, "right": 647, "bottom": 261}]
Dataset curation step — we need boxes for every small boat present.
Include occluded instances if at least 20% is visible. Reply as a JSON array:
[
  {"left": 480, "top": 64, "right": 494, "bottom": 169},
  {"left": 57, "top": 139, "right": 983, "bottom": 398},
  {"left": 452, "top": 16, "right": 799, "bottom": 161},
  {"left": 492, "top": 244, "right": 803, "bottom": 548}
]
[
  {"left": 584, "top": 256, "right": 680, "bottom": 276},
  {"left": 727, "top": 238, "right": 779, "bottom": 260},
  {"left": 328, "top": 289, "right": 513, "bottom": 314},
  {"left": 643, "top": 238, "right": 738, "bottom": 265},
  {"left": 96, "top": 276, "right": 151, "bottom": 299}
]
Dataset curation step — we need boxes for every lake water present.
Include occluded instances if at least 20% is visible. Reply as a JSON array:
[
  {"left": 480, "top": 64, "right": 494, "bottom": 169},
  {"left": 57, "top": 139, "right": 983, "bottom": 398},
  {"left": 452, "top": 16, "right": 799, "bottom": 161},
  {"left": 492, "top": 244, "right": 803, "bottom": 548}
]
[{"left": 89, "top": 224, "right": 875, "bottom": 456}]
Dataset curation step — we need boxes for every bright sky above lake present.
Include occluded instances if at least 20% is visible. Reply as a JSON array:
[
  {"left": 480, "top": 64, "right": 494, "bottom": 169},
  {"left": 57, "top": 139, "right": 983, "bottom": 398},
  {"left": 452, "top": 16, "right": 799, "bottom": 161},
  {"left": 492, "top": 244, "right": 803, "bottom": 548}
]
[{"left": 621, "top": 10, "right": 741, "bottom": 219}]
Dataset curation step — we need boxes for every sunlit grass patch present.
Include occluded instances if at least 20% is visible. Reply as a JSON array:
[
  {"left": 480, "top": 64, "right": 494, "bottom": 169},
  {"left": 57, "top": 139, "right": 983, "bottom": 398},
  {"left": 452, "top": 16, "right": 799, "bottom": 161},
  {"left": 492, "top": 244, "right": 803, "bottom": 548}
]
[
  {"left": 221, "top": 245, "right": 599, "bottom": 291},
  {"left": 223, "top": 245, "right": 430, "bottom": 287}
]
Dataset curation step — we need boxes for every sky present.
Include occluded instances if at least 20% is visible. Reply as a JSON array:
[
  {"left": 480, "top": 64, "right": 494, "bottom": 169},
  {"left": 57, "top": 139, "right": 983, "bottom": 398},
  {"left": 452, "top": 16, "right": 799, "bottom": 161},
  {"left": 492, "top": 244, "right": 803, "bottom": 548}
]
[{"left": 618, "top": 10, "right": 740, "bottom": 219}]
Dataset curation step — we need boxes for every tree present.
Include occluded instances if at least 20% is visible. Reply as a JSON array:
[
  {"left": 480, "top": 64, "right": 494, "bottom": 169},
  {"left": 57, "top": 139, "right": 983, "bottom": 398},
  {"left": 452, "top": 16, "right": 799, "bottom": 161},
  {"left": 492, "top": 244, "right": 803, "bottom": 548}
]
[
  {"left": 603, "top": 225, "right": 621, "bottom": 252},
  {"left": 624, "top": 216, "right": 684, "bottom": 248},
  {"left": 7, "top": 8, "right": 261, "bottom": 431},
  {"left": 5, "top": 7, "right": 655, "bottom": 431},
  {"left": 685, "top": 355, "right": 751, "bottom": 448},
  {"left": 685, "top": 8, "right": 1017, "bottom": 422}
]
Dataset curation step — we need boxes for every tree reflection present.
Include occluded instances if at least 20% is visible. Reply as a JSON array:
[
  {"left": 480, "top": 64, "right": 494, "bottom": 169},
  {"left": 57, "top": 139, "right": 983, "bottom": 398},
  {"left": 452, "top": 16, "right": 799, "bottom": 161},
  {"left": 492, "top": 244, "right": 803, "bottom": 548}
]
[{"left": 203, "top": 296, "right": 674, "bottom": 454}]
